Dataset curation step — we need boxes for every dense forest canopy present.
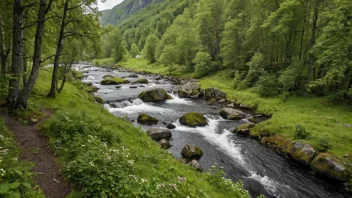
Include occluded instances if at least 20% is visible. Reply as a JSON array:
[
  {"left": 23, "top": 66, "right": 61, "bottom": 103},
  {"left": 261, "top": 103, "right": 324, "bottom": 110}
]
[{"left": 99, "top": 0, "right": 352, "bottom": 104}]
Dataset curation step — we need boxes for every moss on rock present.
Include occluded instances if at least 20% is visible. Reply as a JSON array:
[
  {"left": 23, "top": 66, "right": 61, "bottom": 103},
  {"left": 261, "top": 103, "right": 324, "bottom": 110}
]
[
  {"left": 136, "top": 78, "right": 149, "bottom": 84},
  {"left": 179, "top": 112, "right": 208, "bottom": 127},
  {"left": 101, "top": 77, "right": 130, "bottom": 85},
  {"left": 181, "top": 144, "right": 203, "bottom": 159},
  {"left": 288, "top": 141, "right": 316, "bottom": 166},
  {"left": 233, "top": 123, "right": 255, "bottom": 136},
  {"left": 138, "top": 88, "right": 172, "bottom": 102},
  {"left": 137, "top": 113, "right": 158, "bottom": 125},
  {"left": 94, "top": 96, "right": 103, "bottom": 104},
  {"left": 103, "top": 74, "right": 114, "bottom": 79},
  {"left": 310, "top": 153, "right": 350, "bottom": 182}
]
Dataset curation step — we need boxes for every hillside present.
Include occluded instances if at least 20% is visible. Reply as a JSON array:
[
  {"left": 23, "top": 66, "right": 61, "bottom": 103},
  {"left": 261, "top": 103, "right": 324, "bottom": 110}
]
[{"left": 100, "top": 0, "right": 165, "bottom": 26}]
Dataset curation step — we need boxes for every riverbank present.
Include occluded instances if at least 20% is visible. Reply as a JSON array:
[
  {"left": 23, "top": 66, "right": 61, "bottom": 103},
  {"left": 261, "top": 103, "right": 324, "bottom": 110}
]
[
  {"left": 0, "top": 68, "right": 250, "bottom": 197},
  {"left": 113, "top": 58, "right": 352, "bottom": 190}
]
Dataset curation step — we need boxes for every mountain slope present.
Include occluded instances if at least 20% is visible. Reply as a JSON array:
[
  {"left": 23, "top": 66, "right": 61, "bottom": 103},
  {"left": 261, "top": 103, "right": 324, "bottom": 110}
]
[{"left": 100, "top": 0, "right": 164, "bottom": 26}]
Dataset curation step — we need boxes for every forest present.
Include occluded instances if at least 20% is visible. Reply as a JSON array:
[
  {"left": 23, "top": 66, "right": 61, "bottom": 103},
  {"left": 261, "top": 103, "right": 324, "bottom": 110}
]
[{"left": 99, "top": 0, "right": 352, "bottom": 103}]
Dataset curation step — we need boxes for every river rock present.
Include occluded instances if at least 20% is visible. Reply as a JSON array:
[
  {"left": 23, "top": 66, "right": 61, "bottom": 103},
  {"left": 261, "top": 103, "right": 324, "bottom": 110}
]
[
  {"left": 29, "top": 118, "right": 38, "bottom": 125},
  {"left": 94, "top": 96, "right": 103, "bottom": 104},
  {"left": 136, "top": 78, "right": 149, "bottom": 84},
  {"left": 138, "top": 88, "right": 172, "bottom": 102},
  {"left": 178, "top": 90, "right": 189, "bottom": 98},
  {"left": 233, "top": 123, "right": 255, "bottom": 136},
  {"left": 220, "top": 108, "right": 246, "bottom": 120},
  {"left": 288, "top": 141, "right": 316, "bottom": 166},
  {"left": 179, "top": 82, "right": 201, "bottom": 98},
  {"left": 130, "top": 86, "right": 138, "bottom": 89},
  {"left": 129, "top": 74, "right": 138, "bottom": 78},
  {"left": 159, "top": 139, "right": 171, "bottom": 149},
  {"left": 162, "top": 122, "right": 176, "bottom": 129},
  {"left": 146, "top": 128, "right": 172, "bottom": 141},
  {"left": 187, "top": 159, "right": 202, "bottom": 171},
  {"left": 137, "top": 114, "right": 158, "bottom": 125},
  {"left": 310, "top": 153, "right": 349, "bottom": 182},
  {"left": 103, "top": 74, "right": 114, "bottom": 79},
  {"left": 116, "top": 85, "right": 121, "bottom": 89},
  {"left": 155, "top": 76, "right": 162, "bottom": 80},
  {"left": 181, "top": 144, "right": 203, "bottom": 159},
  {"left": 227, "top": 103, "right": 235, "bottom": 108},
  {"left": 101, "top": 77, "right": 130, "bottom": 85},
  {"left": 203, "top": 88, "right": 226, "bottom": 100},
  {"left": 179, "top": 112, "right": 208, "bottom": 127}
]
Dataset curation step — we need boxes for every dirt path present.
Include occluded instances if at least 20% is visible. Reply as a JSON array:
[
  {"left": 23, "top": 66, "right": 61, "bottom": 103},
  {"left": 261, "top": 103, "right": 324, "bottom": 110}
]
[{"left": 0, "top": 109, "right": 71, "bottom": 198}]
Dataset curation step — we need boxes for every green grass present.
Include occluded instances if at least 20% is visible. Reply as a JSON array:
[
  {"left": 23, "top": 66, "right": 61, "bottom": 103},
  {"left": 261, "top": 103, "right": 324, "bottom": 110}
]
[
  {"left": 0, "top": 68, "right": 250, "bottom": 197},
  {"left": 120, "top": 58, "right": 352, "bottom": 161}
]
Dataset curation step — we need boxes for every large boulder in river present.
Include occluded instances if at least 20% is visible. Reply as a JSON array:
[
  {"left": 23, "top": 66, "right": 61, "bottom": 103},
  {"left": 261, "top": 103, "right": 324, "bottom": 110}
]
[
  {"left": 288, "top": 141, "right": 316, "bottom": 166},
  {"left": 137, "top": 114, "right": 158, "bottom": 125},
  {"left": 220, "top": 108, "right": 246, "bottom": 120},
  {"left": 146, "top": 128, "right": 172, "bottom": 141},
  {"left": 179, "top": 82, "right": 201, "bottom": 98},
  {"left": 181, "top": 144, "right": 203, "bottom": 159},
  {"left": 179, "top": 112, "right": 208, "bottom": 127},
  {"left": 129, "top": 73, "right": 138, "bottom": 78},
  {"left": 138, "top": 88, "right": 172, "bottom": 102},
  {"left": 203, "top": 88, "right": 226, "bottom": 100},
  {"left": 310, "top": 153, "right": 350, "bottom": 182},
  {"left": 101, "top": 77, "right": 130, "bottom": 85}
]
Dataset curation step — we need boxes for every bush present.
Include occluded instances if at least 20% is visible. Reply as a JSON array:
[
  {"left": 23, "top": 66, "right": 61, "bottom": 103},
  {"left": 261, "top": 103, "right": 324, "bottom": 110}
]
[
  {"left": 278, "top": 61, "right": 304, "bottom": 92},
  {"left": 293, "top": 124, "right": 311, "bottom": 139},
  {"left": 317, "top": 133, "right": 332, "bottom": 152},
  {"left": 242, "top": 53, "right": 265, "bottom": 88},
  {"left": 255, "top": 74, "right": 281, "bottom": 97}
]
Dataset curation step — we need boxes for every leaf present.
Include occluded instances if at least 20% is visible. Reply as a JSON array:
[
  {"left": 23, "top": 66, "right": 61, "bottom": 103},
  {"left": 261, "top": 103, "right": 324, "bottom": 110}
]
[
  {"left": 21, "top": 182, "right": 31, "bottom": 189},
  {"left": 0, "top": 183, "right": 10, "bottom": 194},
  {"left": 8, "top": 192, "right": 21, "bottom": 198},
  {"left": 9, "top": 182, "right": 21, "bottom": 189}
]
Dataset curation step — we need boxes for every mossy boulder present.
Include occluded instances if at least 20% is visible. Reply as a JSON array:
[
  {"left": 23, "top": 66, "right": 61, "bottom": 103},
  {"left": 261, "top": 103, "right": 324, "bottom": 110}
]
[
  {"left": 101, "top": 77, "right": 130, "bottom": 85},
  {"left": 136, "top": 78, "right": 149, "bottom": 84},
  {"left": 179, "top": 82, "right": 201, "bottom": 98},
  {"left": 137, "top": 114, "right": 158, "bottom": 125},
  {"left": 103, "top": 74, "right": 114, "bottom": 79},
  {"left": 233, "top": 123, "right": 255, "bottom": 136},
  {"left": 85, "top": 86, "right": 99, "bottom": 93},
  {"left": 220, "top": 108, "right": 246, "bottom": 120},
  {"left": 288, "top": 141, "right": 317, "bottom": 166},
  {"left": 203, "top": 88, "right": 226, "bottom": 100},
  {"left": 179, "top": 112, "right": 208, "bottom": 127},
  {"left": 181, "top": 144, "right": 203, "bottom": 159},
  {"left": 129, "top": 73, "right": 138, "bottom": 78},
  {"left": 138, "top": 88, "right": 172, "bottom": 102},
  {"left": 310, "top": 153, "right": 350, "bottom": 182},
  {"left": 146, "top": 128, "right": 172, "bottom": 141},
  {"left": 260, "top": 135, "right": 290, "bottom": 154}
]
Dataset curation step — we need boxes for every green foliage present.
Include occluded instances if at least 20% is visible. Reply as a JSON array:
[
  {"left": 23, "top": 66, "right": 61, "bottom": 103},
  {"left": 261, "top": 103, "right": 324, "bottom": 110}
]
[
  {"left": 255, "top": 74, "right": 281, "bottom": 97},
  {"left": 194, "top": 52, "right": 214, "bottom": 78},
  {"left": 293, "top": 125, "right": 311, "bottom": 140},
  {"left": 142, "top": 34, "right": 160, "bottom": 63},
  {"left": 0, "top": 120, "right": 44, "bottom": 197},
  {"left": 130, "top": 43, "right": 140, "bottom": 58},
  {"left": 278, "top": 61, "right": 304, "bottom": 92},
  {"left": 317, "top": 133, "right": 333, "bottom": 152},
  {"left": 242, "top": 53, "right": 265, "bottom": 88}
]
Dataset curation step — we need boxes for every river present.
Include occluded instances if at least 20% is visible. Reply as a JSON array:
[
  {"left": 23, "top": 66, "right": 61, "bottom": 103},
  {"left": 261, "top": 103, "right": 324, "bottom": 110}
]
[{"left": 77, "top": 64, "right": 346, "bottom": 198}]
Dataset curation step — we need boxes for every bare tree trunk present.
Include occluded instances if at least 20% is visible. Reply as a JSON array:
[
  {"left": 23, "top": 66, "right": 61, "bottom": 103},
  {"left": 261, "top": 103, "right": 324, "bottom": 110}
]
[
  {"left": 16, "top": 0, "right": 52, "bottom": 108},
  {"left": 48, "top": 0, "right": 68, "bottom": 98},
  {"left": 0, "top": 47, "right": 10, "bottom": 74},
  {"left": 307, "top": 0, "right": 320, "bottom": 82},
  {"left": 7, "top": 0, "right": 23, "bottom": 106},
  {"left": 58, "top": 61, "right": 73, "bottom": 93},
  {"left": 22, "top": 51, "right": 27, "bottom": 86}
]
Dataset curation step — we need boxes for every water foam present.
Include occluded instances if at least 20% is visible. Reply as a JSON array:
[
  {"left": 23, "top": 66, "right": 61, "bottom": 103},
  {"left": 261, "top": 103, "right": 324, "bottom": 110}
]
[
  {"left": 107, "top": 98, "right": 174, "bottom": 114},
  {"left": 165, "top": 93, "right": 193, "bottom": 105},
  {"left": 174, "top": 116, "right": 245, "bottom": 164}
]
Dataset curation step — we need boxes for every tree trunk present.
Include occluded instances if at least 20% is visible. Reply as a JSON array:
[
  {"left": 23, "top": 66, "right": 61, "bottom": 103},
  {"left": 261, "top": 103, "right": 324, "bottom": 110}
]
[
  {"left": 7, "top": 0, "right": 23, "bottom": 106},
  {"left": 47, "top": 0, "right": 69, "bottom": 98},
  {"left": 58, "top": 61, "right": 72, "bottom": 93},
  {"left": 22, "top": 51, "right": 27, "bottom": 86},
  {"left": 16, "top": 0, "right": 51, "bottom": 108},
  {"left": 0, "top": 47, "right": 10, "bottom": 74},
  {"left": 307, "top": 0, "right": 320, "bottom": 82}
]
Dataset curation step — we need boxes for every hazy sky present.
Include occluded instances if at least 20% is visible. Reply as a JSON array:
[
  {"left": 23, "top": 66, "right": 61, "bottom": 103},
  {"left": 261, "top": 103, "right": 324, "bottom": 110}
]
[{"left": 97, "top": 0, "right": 124, "bottom": 11}]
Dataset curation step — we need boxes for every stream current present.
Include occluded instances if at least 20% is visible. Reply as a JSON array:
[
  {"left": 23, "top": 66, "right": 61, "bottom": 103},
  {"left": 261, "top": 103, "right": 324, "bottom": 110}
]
[{"left": 77, "top": 64, "right": 346, "bottom": 198}]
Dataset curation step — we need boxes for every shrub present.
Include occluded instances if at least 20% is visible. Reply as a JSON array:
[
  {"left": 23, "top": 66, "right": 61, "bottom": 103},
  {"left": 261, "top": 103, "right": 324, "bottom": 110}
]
[
  {"left": 317, "top": 133, "right": 332, "bottom": 152},
  {"left": 194, "top": 52, "right": 214, "bottom": 78},
  {"left": 255, "top": 74, "right": 281, "bottom": 97},
  {"left": 293, "top": 124, "right": 310, "bottom": 139},
  {"left": 242, "top": 53, "right": 265, "bottom": 88},
  {"left": 278, "top": 61, "right": 304, "bottom": 92}
]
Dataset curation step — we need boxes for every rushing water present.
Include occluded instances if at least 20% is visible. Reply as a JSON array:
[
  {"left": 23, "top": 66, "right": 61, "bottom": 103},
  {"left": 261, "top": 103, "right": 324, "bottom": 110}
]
[{"left": 77, "top": 64, "right": 346, "bottom": 198}]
